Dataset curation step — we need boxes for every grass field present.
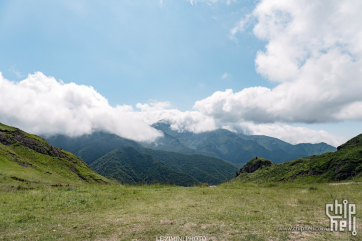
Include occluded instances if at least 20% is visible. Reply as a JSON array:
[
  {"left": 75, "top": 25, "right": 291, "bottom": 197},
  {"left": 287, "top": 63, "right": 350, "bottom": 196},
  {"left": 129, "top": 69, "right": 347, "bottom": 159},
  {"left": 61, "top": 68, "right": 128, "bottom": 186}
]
[{"left": 1, "top": 181, "right": 361, "bottom": 241}]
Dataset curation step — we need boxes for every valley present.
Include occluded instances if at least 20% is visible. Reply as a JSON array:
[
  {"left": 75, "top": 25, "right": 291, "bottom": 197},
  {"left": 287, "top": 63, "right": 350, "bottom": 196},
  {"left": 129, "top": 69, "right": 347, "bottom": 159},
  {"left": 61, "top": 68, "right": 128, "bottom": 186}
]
[{"left": 1, "top": 121, "right": 361, "bottom": 240}]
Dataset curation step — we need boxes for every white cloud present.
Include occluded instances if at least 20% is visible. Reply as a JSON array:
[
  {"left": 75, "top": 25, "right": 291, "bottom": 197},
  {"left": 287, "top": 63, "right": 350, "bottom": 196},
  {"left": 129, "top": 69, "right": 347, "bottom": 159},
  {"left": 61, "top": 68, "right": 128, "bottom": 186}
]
[
  {"left": 221, "top": 73, "right": 229, "bottom": 79},
  {"left": 203, "top": 0, "right": 362, "bottom": 126},
  {"left": 133, "top": 101, "right": 345, "bottom": 146},
  {"left": 4, "top": 0, "right": 360, "bottom": 147},
  {"left": 0, "top": 72, "right": 162, "bottom": 142},
  {"left": 135, "top": 102, "right": 217, "bottom": 133},
  {"left": 0, "top": 71, "right": 345, "bottom": 146}
]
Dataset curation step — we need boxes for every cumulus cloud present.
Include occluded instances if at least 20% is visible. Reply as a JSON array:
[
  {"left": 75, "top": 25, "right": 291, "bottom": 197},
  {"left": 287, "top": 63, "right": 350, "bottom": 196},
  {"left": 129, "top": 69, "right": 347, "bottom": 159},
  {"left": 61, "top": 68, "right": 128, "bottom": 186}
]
[
  {"left": 0, "top": 72, "right": 215, "bottom": 141},
  {"left": 2, "top": 0, "right": 357, "bottom": 147},
  {"left": 202, "top": 0, "right": 362, "bottom": 125},
  {"left": 0, "top": 72, "right": 162, "bottom": 142},
  {"left": 0, "top": 71, "right": 345, "bottom": 146},
  {"left": 134, "top": 101, "right": 345, "bottom": 146},
  {"left": 135, "top": 102, "right": 217, "bottom": 133}
]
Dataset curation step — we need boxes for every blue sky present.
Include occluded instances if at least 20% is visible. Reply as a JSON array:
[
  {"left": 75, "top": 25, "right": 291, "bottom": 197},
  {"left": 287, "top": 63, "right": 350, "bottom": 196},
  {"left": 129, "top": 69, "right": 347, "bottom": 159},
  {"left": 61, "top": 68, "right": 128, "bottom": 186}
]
[
  {"left": 1, "top": 0, "right": 266, "bottom": 110},
  {"left": 1, "top": 0, "right": 362, "bottom": 146}
]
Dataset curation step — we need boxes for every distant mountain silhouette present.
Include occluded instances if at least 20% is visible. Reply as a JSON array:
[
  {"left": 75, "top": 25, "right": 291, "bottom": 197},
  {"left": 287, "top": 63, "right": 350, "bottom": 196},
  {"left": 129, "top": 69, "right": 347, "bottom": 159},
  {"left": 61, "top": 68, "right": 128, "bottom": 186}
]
[{"left": 146, "top": 122, "right": 336, "bottom": 167}]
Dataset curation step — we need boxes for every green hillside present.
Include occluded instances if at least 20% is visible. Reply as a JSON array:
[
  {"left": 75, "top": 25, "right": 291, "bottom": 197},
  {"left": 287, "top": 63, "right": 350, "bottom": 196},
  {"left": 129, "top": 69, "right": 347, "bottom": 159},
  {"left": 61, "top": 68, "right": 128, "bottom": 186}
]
[
  {"left": 46, "top": 132, "right": 238, "bottom": 185},
  {"left": 90, "top": 147, "right": 199, "bottom": 186},
  {"left": 233, "top": 133, "right": 362, "bottom": 183},
  {"left": 138, "top": 148, "right": 238, "bottom": 184},
  {"left": 46, "top": 132, "right": 140, "bottom": 165},
  {"left": 140, "top": 132, "right": 219, "bottom": 158},
  {"left": 0, "top": 122, "right": 109, "bottom": 186}
]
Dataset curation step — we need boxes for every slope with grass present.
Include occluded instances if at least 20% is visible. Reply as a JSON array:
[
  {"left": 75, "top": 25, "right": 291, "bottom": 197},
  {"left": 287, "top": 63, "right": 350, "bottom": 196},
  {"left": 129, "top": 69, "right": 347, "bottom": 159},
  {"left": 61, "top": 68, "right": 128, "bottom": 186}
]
[
  {"left": 90, "top": 147, "right": 200, "bottom": 186},
  {"left": 0, "top": 122, "right": 109, "bottom": 186},
  {"left": 233, "top": 133, "right": 362, "bottom": 183}
]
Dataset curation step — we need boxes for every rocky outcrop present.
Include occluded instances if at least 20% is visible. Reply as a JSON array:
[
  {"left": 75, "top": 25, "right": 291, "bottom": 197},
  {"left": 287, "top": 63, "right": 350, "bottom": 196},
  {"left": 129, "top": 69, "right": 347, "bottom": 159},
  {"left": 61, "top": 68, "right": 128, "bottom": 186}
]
[
  {"left": 235, "top": 157, "right": 274, "bottom": 177},
  {"left": 0, "top": 129, "right": 66, "bottom": 158}
]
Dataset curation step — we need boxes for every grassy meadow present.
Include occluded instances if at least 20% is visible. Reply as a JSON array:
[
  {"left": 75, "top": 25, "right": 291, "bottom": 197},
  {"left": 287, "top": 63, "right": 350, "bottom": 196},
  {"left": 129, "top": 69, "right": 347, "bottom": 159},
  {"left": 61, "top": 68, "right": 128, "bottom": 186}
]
[{"left": 1, "top": 181, "right": 361, "bottom": 241}]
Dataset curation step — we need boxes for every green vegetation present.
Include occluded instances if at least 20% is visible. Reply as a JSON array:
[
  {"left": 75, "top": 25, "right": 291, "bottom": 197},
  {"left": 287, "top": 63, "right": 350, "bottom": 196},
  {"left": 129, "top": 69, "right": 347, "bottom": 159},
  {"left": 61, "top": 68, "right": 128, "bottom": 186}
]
[
  {"left": 0, "top": 122, "right": 109, "bottom": 185},
  {"left": 138, "top": 148, "right": 238, "bottom": 185},
  {"left": 1, "top": 122, "right": 362, "bottom": 240},
  {"left": 46, "top": 132, "right": 238, "bottom": 186},
  {"left": 235, "top": 157, "right": 275, "bottom": 177},
  {"left": 90, "top": 147, "right": 200, "bottom": 186},
  {"left": 45, "top": 132, "right": 140, "bottom": 165},
  {"left": 234, "top": 133, "right": 362, "bottom": 183},
  {"left": 0, "top": 122, "right": 16, "bottom": 132},
  {"left": 1, "top": 182, "right": 361, "bottom": 240}
]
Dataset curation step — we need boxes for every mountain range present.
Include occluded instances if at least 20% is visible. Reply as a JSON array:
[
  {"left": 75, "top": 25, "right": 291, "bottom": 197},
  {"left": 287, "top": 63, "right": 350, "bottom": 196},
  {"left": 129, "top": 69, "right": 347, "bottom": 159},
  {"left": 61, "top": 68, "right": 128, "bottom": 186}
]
[
  {"left": 141, "top": 122, "right": 336, "bottom": 167},
  {"left": 46, "top": 131, "right": 238, "bottom": 185},
  {"left": 45, "top": 121, "right": 336, "bottom": 186},
  {"left": 90, "top": 147, "right": 200, "bottom": 186},
  {"left": 0, "top": 120, "right": 358, "bottom": 187}
]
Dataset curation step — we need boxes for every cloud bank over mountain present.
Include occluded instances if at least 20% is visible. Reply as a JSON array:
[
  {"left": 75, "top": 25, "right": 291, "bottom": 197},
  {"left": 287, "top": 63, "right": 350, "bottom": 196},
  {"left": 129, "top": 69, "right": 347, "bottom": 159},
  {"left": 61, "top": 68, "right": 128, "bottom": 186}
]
[
  {"left": 1, "top": 0, "right": 361, "bottom": 147},
  {"left": 0, "top": 72, "right": 162, "bottom": 142},
  {"left": 0, "top": 71, "right": 347, "bottom": 146}
]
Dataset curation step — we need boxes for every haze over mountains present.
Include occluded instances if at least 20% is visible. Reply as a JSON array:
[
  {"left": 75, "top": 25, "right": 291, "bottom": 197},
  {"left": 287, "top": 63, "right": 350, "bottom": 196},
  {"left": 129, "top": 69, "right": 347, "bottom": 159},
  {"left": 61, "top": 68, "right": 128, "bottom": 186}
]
[
  {"left": 141, "top": 122, "right": 336, "bottom": 167},
  {"left": 45, "top": 130, "right": 238, "bottom": 185},
  {"left": 0, "top": 120, "right": 357, "bottom": 188},
  {"left": 44, "top": 121, "right": 336, "bottom": 185}
]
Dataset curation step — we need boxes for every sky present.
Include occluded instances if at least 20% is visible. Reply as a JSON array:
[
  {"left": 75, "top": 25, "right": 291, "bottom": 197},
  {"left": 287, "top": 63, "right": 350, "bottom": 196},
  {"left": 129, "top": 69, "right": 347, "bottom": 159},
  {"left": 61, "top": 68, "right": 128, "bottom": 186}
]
[{"left": 0, "top": 0, "right": 362, "bottom": 147}]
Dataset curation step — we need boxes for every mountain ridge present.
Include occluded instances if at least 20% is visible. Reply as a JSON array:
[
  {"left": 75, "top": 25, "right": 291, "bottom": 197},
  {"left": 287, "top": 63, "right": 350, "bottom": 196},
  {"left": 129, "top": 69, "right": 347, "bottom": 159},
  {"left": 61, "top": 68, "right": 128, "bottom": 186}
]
[
  {"left": 90, "top": 147, "right": 200, "bottom": 186},
  {"left": 150, "top": 122, "right": 336, "bottom": 166},
  {"left": 46, "top": 131, "right": 238, "bottom": 185}
]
